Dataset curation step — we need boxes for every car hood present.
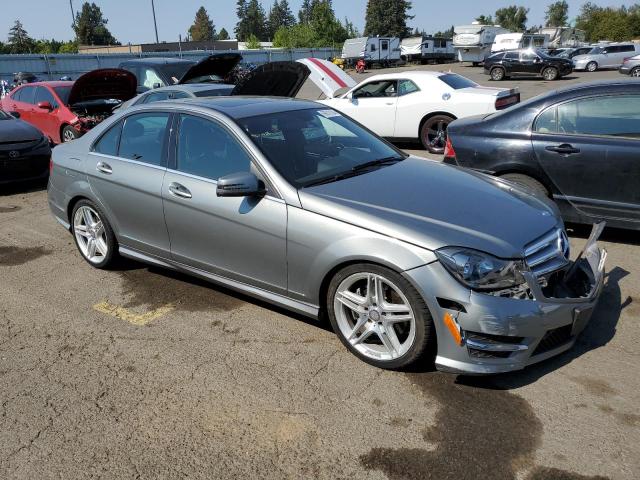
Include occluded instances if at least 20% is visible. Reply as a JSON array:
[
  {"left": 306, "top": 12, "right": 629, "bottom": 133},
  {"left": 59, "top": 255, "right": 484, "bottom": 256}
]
[
  {"left": 298, "top": 157, "right": 558, "bottom": 259},
  {"left": 296, "top": 58, "right": 357, "bottom": 98},
  {"left": 231, "top": 61, "right": 310, "bottom": 97},
  {"left": 178, "top": 53, "right": 242, "bottom": 84},
  {"left": 0, "top": 118, "right": 43, "bottom": 143},
  {"left": 67, "top": 68, "right": 137, "bottom": 105}
]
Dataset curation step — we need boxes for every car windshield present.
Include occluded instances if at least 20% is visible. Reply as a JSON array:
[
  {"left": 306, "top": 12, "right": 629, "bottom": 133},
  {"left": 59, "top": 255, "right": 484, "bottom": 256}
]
[
  {"left": 54, "top": 86, "right": 72, "bottom": 105},
  {"left": 239, "top": 107, "right": 406, "bottom": 188},
  {"left": 439, "top": 73, "right": 478, "bottom": 90}
]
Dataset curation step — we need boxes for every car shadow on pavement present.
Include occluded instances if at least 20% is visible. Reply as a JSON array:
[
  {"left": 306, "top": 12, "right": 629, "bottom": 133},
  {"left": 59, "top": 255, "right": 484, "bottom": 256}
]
[
  {"left": 458, "top": 265, "right": 630, "bottom": 391},
  {"left": 568, "top": 222, "right": 640, "bottom": 246}
]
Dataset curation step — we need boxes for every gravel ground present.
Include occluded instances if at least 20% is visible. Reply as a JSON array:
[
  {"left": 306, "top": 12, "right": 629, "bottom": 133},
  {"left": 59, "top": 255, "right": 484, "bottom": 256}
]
[{"left": 0, "top": 64, "right": 638, "bottom": 480}]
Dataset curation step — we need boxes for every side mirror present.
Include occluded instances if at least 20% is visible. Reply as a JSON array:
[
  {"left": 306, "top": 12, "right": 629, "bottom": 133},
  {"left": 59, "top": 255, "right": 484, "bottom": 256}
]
[
  {"left": 9, "top": 111, "right": 20, "bottom": 119},
  {"left": 216, "top": 172, "right": 266, "bottom": 198},
  {"left": 37, "top": 101, "right": 53, "bottom": 110}
]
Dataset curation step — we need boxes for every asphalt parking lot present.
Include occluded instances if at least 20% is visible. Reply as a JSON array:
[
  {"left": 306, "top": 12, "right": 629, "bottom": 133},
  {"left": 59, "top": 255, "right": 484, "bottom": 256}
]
[{"left": 1, "top": 65, "right": 639, "bottom": 479}]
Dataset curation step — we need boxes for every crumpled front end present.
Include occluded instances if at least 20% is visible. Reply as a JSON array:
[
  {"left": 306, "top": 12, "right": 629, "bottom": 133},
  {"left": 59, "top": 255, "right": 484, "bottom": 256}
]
[{"left": 404, "top": 223, "right": 607, "bottom": 375}]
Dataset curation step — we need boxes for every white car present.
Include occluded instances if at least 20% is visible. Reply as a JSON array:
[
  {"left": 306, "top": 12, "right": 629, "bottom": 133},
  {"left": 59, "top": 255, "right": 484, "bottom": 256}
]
[{"left": 298, "top": 59, "right": 520, "bottom": 154}]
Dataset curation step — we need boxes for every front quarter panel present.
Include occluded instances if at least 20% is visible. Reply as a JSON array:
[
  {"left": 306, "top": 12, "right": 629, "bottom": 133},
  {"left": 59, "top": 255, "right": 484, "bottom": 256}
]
[{"left": 286, "top": 206, "right": 436, "bottom": 306}]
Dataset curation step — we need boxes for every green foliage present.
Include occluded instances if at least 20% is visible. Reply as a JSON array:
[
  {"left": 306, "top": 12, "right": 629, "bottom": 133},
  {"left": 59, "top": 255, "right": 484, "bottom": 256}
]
[
  {"left": 7, "top": 20, "right": 35, "bottom": 53},
  {"left": 298, "top": 0, "right": 313, "bottom": 24},
  {"left": 58, "top": 41, "right": 79, "bottom": 53},
  {"left": 235, "top": 0, "right": 267, "bottom": 41},
  {"left": 494, "top": 5, "right": 529, "bottom": 32},
  {"left": 274, "top": 0, "right": 349, "bottom": 48},
  {"left": 576, "top": 3, "right": 640, "bottom": 42},
  {"left": 74, "top": 2, "right": 119, "bottom": 45},
  {"left": 273, "top": 23, "right": 315, "bottom": 48},
  {"left": 545, "top": 1, "right": 569, "bottom": 27},
  {"left": 475, "top": 15, "right": 494, "bottom": 25},
  {"left": 218, "top": 28, "right": 230, "bottom": 40},
  {"left": 189, "top": 6, "right": 216, "bottom": 41},
  {"left": 267, "top": 0, "right": 296, "bottom": 39},
  {"left": 245, "top": 34, "right": 261, "bottom": 49},
  {"left": 434, "top": 26, "right": 454, "bottom": 39},
  {"left": 364, "top": 0, "right": 414, "bottom": 37}
]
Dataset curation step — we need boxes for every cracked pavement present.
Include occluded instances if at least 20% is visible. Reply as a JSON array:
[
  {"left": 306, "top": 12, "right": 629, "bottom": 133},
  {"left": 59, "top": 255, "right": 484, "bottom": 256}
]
[{"left": 1, "top": 65, "right": 639, "bottom": 479}]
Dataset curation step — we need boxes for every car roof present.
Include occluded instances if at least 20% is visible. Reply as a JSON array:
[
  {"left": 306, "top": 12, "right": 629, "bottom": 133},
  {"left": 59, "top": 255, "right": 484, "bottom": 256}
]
[
  {"left": 149, "top": 83, "right": 233, "bottom": 93},
  {"left": 120, "top": 57, "right": 195, "bottom": 65},
  {"left": 159, "top": 96, "right": 320, "bottom": 119},
  {"left": 366, "top": 70, "right": 446, "bottom": 81},
  {"left": 16, "top": 81, "right": 73, "bottom": 88}
]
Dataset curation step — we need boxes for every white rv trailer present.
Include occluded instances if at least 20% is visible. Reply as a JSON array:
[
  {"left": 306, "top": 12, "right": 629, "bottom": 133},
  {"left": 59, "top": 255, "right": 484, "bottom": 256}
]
[
  {"left": 400, "top": 36, "right": 424, "bottom": 62},
  {"left": 538, "top": 27, "right": 586, "bottom": 48},
  {"left": 401, "top": 36, "right": 455, "bottom": 63},
  {"left": 453, "top": 23, "right": 510, "bottom": 64},
  {"left": 342, "top": 36, "right": 401, "bottom": 66},
  {"left": 491, "top": 33, "right": 549, "bottom": 53}
]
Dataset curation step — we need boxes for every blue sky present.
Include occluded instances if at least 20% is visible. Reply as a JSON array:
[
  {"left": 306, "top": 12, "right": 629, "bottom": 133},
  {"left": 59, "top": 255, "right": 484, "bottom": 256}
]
[{"left": 2, "top": 0, "right": 637, "bottom": 44}]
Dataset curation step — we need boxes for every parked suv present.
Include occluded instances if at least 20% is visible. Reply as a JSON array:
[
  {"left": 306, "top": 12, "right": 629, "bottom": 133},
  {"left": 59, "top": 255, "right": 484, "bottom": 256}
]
[
  {"left": 484, "top": 49, "right": 573, "bottom": 81},
  {"left": 573, "top": 43, "right": 640, "bottom": 72}
]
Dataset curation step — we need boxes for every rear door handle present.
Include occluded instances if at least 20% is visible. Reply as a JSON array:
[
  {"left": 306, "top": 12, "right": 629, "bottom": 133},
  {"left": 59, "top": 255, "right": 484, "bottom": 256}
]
[
  {"left": 168, "top": 182, "right": 192, "bottom": 199},
  {"left": 545, "top": 144, "right": 581, "bottom": 155},
  {"left": 96, "top": 161, "right": 112, "bottom": 174}
]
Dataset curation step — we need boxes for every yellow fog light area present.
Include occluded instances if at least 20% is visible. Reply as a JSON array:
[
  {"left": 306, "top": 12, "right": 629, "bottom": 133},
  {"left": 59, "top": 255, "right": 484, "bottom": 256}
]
[{"left": 444, "top": 312, "right": 463, "bottom": 346}]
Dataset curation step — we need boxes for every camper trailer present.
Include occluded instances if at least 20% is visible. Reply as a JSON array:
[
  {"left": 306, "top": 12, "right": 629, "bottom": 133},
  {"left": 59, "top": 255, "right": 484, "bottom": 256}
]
[
  {"left": 400, "top": 36, "right": 455, "bottom": 63},
  {"left": 453, "top": 23, "right": 510, "bottom": 64},
  {"left": 538, "top": 27, "right": 586, "bottom": 48},
  {"left": 342, "top": 36, "right": 401, "bottom": 66},
  {"left": 491, "top": 33, "right": 549, "bottom": 53}
]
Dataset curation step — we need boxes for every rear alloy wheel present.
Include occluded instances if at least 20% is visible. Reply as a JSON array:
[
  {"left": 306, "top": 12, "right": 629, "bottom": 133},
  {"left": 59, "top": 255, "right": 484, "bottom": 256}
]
[
  {"left": 586, "top": 61, "right": 598, "bottom": 72},
  {"left": 631, "top": 67, "right": 640, "bottom": 77},
  {"left": 500, "top": 173, "right": 549, "bottom": 198},
  {"left": 542, "top": 67, "right": 559, "bottom": 81},
  {"left": 327, "top": 264, "right": 435, "bottom": 369},
  {"left": 420, "top": 114, "right": 454, "bottom": 154},
  {"left": 490, "top": 67, "right": 506, "bottom": 81},
  {"left": 62, "top": 125, "right": 80, "bottom": 142},
  {"left": 72, "top": 200, "right": 117, "bottom": 268}
]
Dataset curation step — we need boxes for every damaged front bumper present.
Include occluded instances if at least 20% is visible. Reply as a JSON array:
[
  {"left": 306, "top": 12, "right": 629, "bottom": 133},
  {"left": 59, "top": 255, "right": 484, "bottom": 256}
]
[{"left": 405, "top": 224, "right": 607, "bottom": 375}]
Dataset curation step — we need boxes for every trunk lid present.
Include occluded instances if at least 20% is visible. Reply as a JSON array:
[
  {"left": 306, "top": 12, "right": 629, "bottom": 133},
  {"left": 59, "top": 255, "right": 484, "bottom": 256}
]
[
  {"left": 178, "top": 53, "right": 242, "bottom": 84},
  {"left": 296, "top": 58, "right": 357, "bottom": 99},
  {"left": 230, "top": 61, "right": 310, "bottom": 97}
]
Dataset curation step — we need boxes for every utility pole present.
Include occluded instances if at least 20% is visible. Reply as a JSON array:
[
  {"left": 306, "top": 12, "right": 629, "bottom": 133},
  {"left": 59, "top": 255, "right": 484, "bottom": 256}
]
[
  {"left": 69, "top": 0, "right": 76, "bottom": 29},
  {"left": 151, "top": 0, "right": 159, "bottom": 43}
]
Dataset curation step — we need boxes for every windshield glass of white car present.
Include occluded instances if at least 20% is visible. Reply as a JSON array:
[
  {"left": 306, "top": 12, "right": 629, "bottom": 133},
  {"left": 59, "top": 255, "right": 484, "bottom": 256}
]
[{"left": 239, "top": 108, "right": 405, "bottom": 188}]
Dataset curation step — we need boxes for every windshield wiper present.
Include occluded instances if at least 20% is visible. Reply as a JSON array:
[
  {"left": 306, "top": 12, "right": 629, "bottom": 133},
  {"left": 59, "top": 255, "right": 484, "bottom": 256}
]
[
  {"left": 351, "top": 156, "right": 404, "bottom": 172},
  {"left": 303, "top": 171, "right": 364, "bottom": 188}
]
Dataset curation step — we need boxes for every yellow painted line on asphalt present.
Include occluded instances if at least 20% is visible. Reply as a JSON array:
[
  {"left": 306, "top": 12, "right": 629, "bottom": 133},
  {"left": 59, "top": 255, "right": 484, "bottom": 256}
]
[{"left": 93, "top": 301, "right": 175, "bottom": 326}]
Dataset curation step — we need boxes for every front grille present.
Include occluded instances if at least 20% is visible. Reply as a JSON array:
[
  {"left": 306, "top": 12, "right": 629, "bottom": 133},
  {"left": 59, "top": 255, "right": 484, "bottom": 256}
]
[
  {"left": 468, "top": 348, "right": 512, "bottom": 359},
  {"left": 524, "top": 228, "right": 570, "bottom": 277},
  {"left": 532, "top": 325, "right": 573, "bottom": 356},
  {"left": 466, "top": 331, "right": 524, "bottom": 345},
  {"left": 465, "top": 331, "right": 525, "bottom": 359}
]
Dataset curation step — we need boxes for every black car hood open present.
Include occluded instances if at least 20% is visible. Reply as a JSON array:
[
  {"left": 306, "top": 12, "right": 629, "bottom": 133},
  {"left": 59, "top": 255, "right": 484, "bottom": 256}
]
[
  {"left": 178, "top": 53, "right": 242, "bottom": 84},
  {"left": 67, "top": 68, "right": 137, "bottom": 106},
  {"left": 230, "top": 61, "right": 310, "bottom": 97}
]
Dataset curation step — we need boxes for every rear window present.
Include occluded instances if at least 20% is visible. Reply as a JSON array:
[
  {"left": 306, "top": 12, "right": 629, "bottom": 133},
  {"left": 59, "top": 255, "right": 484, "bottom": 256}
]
[
  {"left": 194, "top": 87, "right": 234, "bottom": 97},
  {"left": 438, "top": 74, "right": 478, "bottom": 90}
]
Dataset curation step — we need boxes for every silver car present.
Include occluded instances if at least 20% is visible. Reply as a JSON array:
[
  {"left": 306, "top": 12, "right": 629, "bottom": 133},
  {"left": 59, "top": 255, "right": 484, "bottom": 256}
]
[
  {"left": 573, "top": 43, "right": 640, "bottom": 71},
  {"left": 47, "top": 97, "right": 606, "bottom": 374}
]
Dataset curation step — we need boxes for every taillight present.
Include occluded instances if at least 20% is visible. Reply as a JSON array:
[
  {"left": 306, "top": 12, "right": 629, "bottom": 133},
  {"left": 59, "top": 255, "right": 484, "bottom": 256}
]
[
  {"left": 495, "top": 93, "right": 520, "bottom": 110},
  {"left": 623, "top": 57, "right": 630, "bottom": 63},
  {"left": 443, "top": 136, "right": 456, "bottom": 160}
]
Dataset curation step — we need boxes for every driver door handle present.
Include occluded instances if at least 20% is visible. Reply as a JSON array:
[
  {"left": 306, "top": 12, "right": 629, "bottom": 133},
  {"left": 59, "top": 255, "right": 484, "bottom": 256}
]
[
  {"left": 545, "top": 144, "right": 581, "bottom": 155},
  {"left": 168, "top": 182, "right": 192, "bottom": 199},
  {"left": 96, "top": 161, "right": 112, "bottom": 174}
]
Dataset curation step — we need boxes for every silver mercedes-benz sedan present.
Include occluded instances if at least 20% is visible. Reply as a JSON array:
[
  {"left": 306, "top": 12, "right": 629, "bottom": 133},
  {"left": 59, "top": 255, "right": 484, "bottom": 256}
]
[{"left": 47, "top": 96, "right": 606, "bottom": 374}]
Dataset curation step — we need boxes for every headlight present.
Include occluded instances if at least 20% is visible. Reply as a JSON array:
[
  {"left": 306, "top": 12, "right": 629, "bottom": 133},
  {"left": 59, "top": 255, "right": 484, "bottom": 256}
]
[{"left": 435, "top": 247, "right": 526, "bottom": 291}]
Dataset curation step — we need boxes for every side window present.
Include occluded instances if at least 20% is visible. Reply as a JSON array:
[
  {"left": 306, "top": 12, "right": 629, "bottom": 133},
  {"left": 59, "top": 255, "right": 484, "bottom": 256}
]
[
  {"left": 520, "top": 51, "right": 538, "bottom": 61},
  {"left": 141, "top": 68, "right": 164, "bottom": 90},
  {"left": 11, "top": 88, "right": 23, "bottom": 102},
  {"left": 176, "top": 114, "right": 253, "bottom": 180},
  {"left": 556, "top": 95, "right": 640, "bottom": 138},
  {"left": 381, "top": 40, "right": 389, "bottom": 51},
  {"left": 118, "top": 113, "right": 170, "bottom": 165},
  {"left": 19, "top": 86, "right": 36, "bottom": 104},
  {"left": 504, "top": 52, "right": 518, "bottom": 60},
  {"left": 353, "top": 80, "right": 397, "bottom": 99},
  {"left": 398, "top": 80, "right": 420, "bottom": 96},
  {"left": 34, "top": 87, "right": 57, "bottom": 108},
  {"left": 171, "top": 91, "right": 191, "bottom": 99},
  {"left": 142, "top": 91, "right": 172, "bottom": 104},
  {"left": 370, "top": 43, "right": 377, "bottom": 52},
  {"left": 621, "top": 45, "right": 635, "bottom": 53},
  {"left": 535, "top": 107, "right": 557, "bottom": 134},
  {"left": 93, "top": 121, "right": 123, "bottom": 156}
]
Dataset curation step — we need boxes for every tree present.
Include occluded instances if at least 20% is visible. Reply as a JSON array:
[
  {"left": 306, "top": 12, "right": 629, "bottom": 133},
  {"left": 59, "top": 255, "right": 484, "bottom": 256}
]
[
  {"left": 344, "top": 18, "right": 360, "bottom": 38},
  {"left": 267, "top": 0, "right": 296, "bottom": 39},
  {"left": 73, "top": 2, "right": 118, "bottom": 45},
  {"left": 364, "top": 0, "right": 414, "bottom": 37},
  {"left": 7, "top": 20, "right": 35, "bottom": 53},
  {"left": 475, "top": 15, "right": 493, "bottom": 25},
  {"left": 309, "top": 0, "right": 347, "bottom": 47},
  {"left": 434, "top": 26, "right": 454, "bottom": 38},
  {"left": 189, "top": 6, "right": 216, "bottom": 41},
  {"left": 494, "top": 5, "right": 529, "bottom": 32},
  {"left": 218, "top": 28, "right": 230, "bottom": 40},
  {"left": 245, "top": 34, "right": 261, "bottom": 49},
  {"left": 273, "top": 23, "right": 315, "bottom": 48},
  {"left": 575, "top": 3, "right": 640, "bottom": 42},
  {"left": 545, "top": 1, "right": 569, "bottom": 27},
  {"left": 235, "top": 0, "right": 266, "bottom": 41},
  {"left": 298, "top": 0, "right": 313, "bottom": 24},
  {"left": 58, "top": 41, "right": 79, "bottom": 53}
]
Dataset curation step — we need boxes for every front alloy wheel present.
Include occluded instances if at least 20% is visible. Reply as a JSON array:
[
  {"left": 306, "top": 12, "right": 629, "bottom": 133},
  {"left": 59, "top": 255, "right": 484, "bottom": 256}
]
[
  {"left": 490, "top": 67, "right": 505, "bottom": 81},
  {"left": 586, "top": 61, "right": 598, "bottom": 72},
  {"left": 328, "top": 264, "right": 435, "bottom": 369},
  {"left": 420, "top": 115, "right": 454, "bottom": 154},
  {"left": 72, "top": 200, "right": 117, "bottom": 268},
  {"left": 631, "top": 67, "right": 640, "bottom": 77}
]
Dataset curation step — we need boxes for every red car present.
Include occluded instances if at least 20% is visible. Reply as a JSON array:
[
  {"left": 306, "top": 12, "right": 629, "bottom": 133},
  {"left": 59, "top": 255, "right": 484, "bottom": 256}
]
[{"left": 0, "top": 69, "right": 136, "bottom": 144}]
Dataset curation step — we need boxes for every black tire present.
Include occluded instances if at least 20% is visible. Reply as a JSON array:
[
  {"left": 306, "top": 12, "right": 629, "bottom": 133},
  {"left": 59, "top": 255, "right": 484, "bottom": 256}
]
[
  {"left": 327, "top": 263, "right": 435, "bottom": 370},
  {"left": 490, "top": 67, "right": 505, "bottom": 81},
  {"left": 62, "top": 125, "right": 80, "bottom": 143},
  {"left": 71, "top": 199, "right": 118, "bottom": 269},
  {"left": 472, "top": 62, "right": 480, "bottom": 67},
  {"left": 542, "top": 67, "right": 559, "bottom": 81},
  {"left": 586, "top": 61, "right": 598, "bottom": 73},
  {"left": 631, "top": 67, "right": 640, "bottom": 78},
  {"left": 500, "top": 173, "right": 549, "bottom": 198},
  {"left": 420, "top": 114, "right": 454, "bottom": 154}
]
